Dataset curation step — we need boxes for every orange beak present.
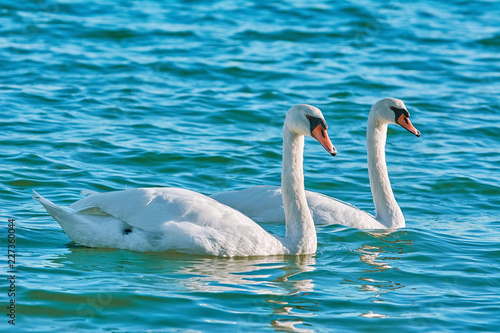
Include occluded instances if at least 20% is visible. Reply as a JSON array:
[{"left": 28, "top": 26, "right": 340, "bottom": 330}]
[
  {"left": 396, "top": 114, "right": 421, "bottom": 137},
  {"left": 311, "top": 125, "right": 337, "bottom": 156}
]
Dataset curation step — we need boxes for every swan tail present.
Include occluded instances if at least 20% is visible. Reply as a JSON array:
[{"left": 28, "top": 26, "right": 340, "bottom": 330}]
[
  {"left": 32, "top": 190, "right": 74, "bottom": 222},
  {"left": 32, "top": 191, "right": 145, "bottom": 249},
  {"left": 32, "top": 190, "right": 96, "bottom": 244}
]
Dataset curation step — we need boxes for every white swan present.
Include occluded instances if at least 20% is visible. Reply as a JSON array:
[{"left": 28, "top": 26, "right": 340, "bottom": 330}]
[
  {"left": 33, "top": 104, "right": 336, "bottom": 256},
  {"left": 210, "top": 98, "right": 421, "bottom": 229}
]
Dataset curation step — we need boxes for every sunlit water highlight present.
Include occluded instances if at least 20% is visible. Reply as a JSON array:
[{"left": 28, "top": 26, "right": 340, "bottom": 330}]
[{"left": 1, "top": 0, "right": 499, "bottom": 331}]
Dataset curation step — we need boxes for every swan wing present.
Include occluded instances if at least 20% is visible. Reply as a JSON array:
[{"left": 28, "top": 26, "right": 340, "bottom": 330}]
[
  {"left": 303, "top": 191, "right": 385, "bottom": 229},
  {"left": 35, "top": 187, "right": 286, "bottom": 256},
  {"left": 211, "top": 186, "right": 385, "bottom": 229},
  {"left": 210, "top": 185, "right": 286, "bottom": 223},
  {"left": 70, "top": 187, "right": 249, "bottom": 231}
]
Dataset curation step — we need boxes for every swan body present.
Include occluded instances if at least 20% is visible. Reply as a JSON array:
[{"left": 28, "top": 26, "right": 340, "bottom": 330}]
[
  {"left": 33, "top": 188, "right": 287, "bottom": 256},
  {"left": 211, "top": 98, "right": 421, "bottom": 229},
  {"left": 33, "top": 104, "right": 336, "bottom": 256},
  {"left": 210, "top": 185, "right": 383, "bottom": 228}
]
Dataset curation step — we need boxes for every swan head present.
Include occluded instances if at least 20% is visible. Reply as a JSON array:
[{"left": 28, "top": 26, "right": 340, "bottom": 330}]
[
  {"left": 372, "top": 98, "right": 421, "bottom": 137},
  {"left": 285, "top": 104, "right": 337, "bottom": 156}
]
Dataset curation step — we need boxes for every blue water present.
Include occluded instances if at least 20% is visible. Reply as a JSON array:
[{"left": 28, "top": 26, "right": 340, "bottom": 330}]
[{"left": 1, "top": 0, "right": 500, "bottom": 331}]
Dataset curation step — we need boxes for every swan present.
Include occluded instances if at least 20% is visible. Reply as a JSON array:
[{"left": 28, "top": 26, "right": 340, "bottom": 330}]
[
  {"left": 33, "top": 104, "right": 336, "bottom": 256},
  {"left": 210, "top": 98, "right": 421, "bottom": 229}
]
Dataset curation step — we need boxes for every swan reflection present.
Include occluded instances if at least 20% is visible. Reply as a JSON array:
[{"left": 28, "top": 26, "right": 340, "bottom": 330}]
[
  {"left": 176, "top": 255, "right": 316, "bottom": 294},
  {"left": 341, "top": 230, "right": 412, "bottom": 319},
  {"left": 359, "top": 230, "right": 412, "bottom": 272},
  {"left": 50, "top": 248, "right": 318, "bottom": 332}
]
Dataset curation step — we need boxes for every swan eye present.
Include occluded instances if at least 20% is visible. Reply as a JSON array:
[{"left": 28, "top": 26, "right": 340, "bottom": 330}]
[
  {"left": 307, "top": 115, "right": 328, "bottom": 135},
  {"left": 390, "top": 106, "right": 410, "bottom": 120}
]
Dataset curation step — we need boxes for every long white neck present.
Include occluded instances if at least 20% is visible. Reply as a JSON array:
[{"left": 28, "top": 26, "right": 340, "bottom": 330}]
[
  {"left": 366, "top": 112, "right": 405, "bottom": 228},
  {"left": 281, "top": 127, "right": 317, "bottom": 254}
]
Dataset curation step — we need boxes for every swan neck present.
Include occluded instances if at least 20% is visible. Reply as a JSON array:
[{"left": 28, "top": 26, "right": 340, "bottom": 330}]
[
  {"left": 281, "top": 127, "right": 317, "bottom": 254},
  {"left": 366, "top": 114, "right": 404, "bottom": 228}
]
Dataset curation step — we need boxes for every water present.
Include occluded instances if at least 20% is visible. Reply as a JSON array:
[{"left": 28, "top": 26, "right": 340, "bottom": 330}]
[{"left": 1, "top": 0, "right": 499, "bottom": 331}]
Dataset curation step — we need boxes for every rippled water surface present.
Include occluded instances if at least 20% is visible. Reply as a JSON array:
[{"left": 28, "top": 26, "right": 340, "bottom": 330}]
[{"left": 1, "top": 0, "right": 500, "bottom": 331}]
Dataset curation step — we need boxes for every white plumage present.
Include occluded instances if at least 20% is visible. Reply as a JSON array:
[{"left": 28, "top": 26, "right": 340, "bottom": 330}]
[
  {"left": 33, "top": 104, "right": 336, "bottom": 256},
  {"left": 211, "top": 98, "right": 421, "bottom": 229}
]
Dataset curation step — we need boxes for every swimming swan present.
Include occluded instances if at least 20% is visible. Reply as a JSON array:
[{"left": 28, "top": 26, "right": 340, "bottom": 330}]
[
  {"left": 33, "top": 104, "right": 336, "bottom": 256},
  {"left": 210, "top": 98, "right": 420, "bottom": 229}
]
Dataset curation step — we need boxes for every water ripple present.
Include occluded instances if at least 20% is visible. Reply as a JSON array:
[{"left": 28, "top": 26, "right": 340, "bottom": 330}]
[{"left": 1, "top": 0, "right": 499, "bottom": 331}]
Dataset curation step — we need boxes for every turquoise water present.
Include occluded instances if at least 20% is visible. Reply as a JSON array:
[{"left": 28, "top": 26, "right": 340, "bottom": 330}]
[{"left": 1, "top": 0, "right": 500, "bottom": 331}]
